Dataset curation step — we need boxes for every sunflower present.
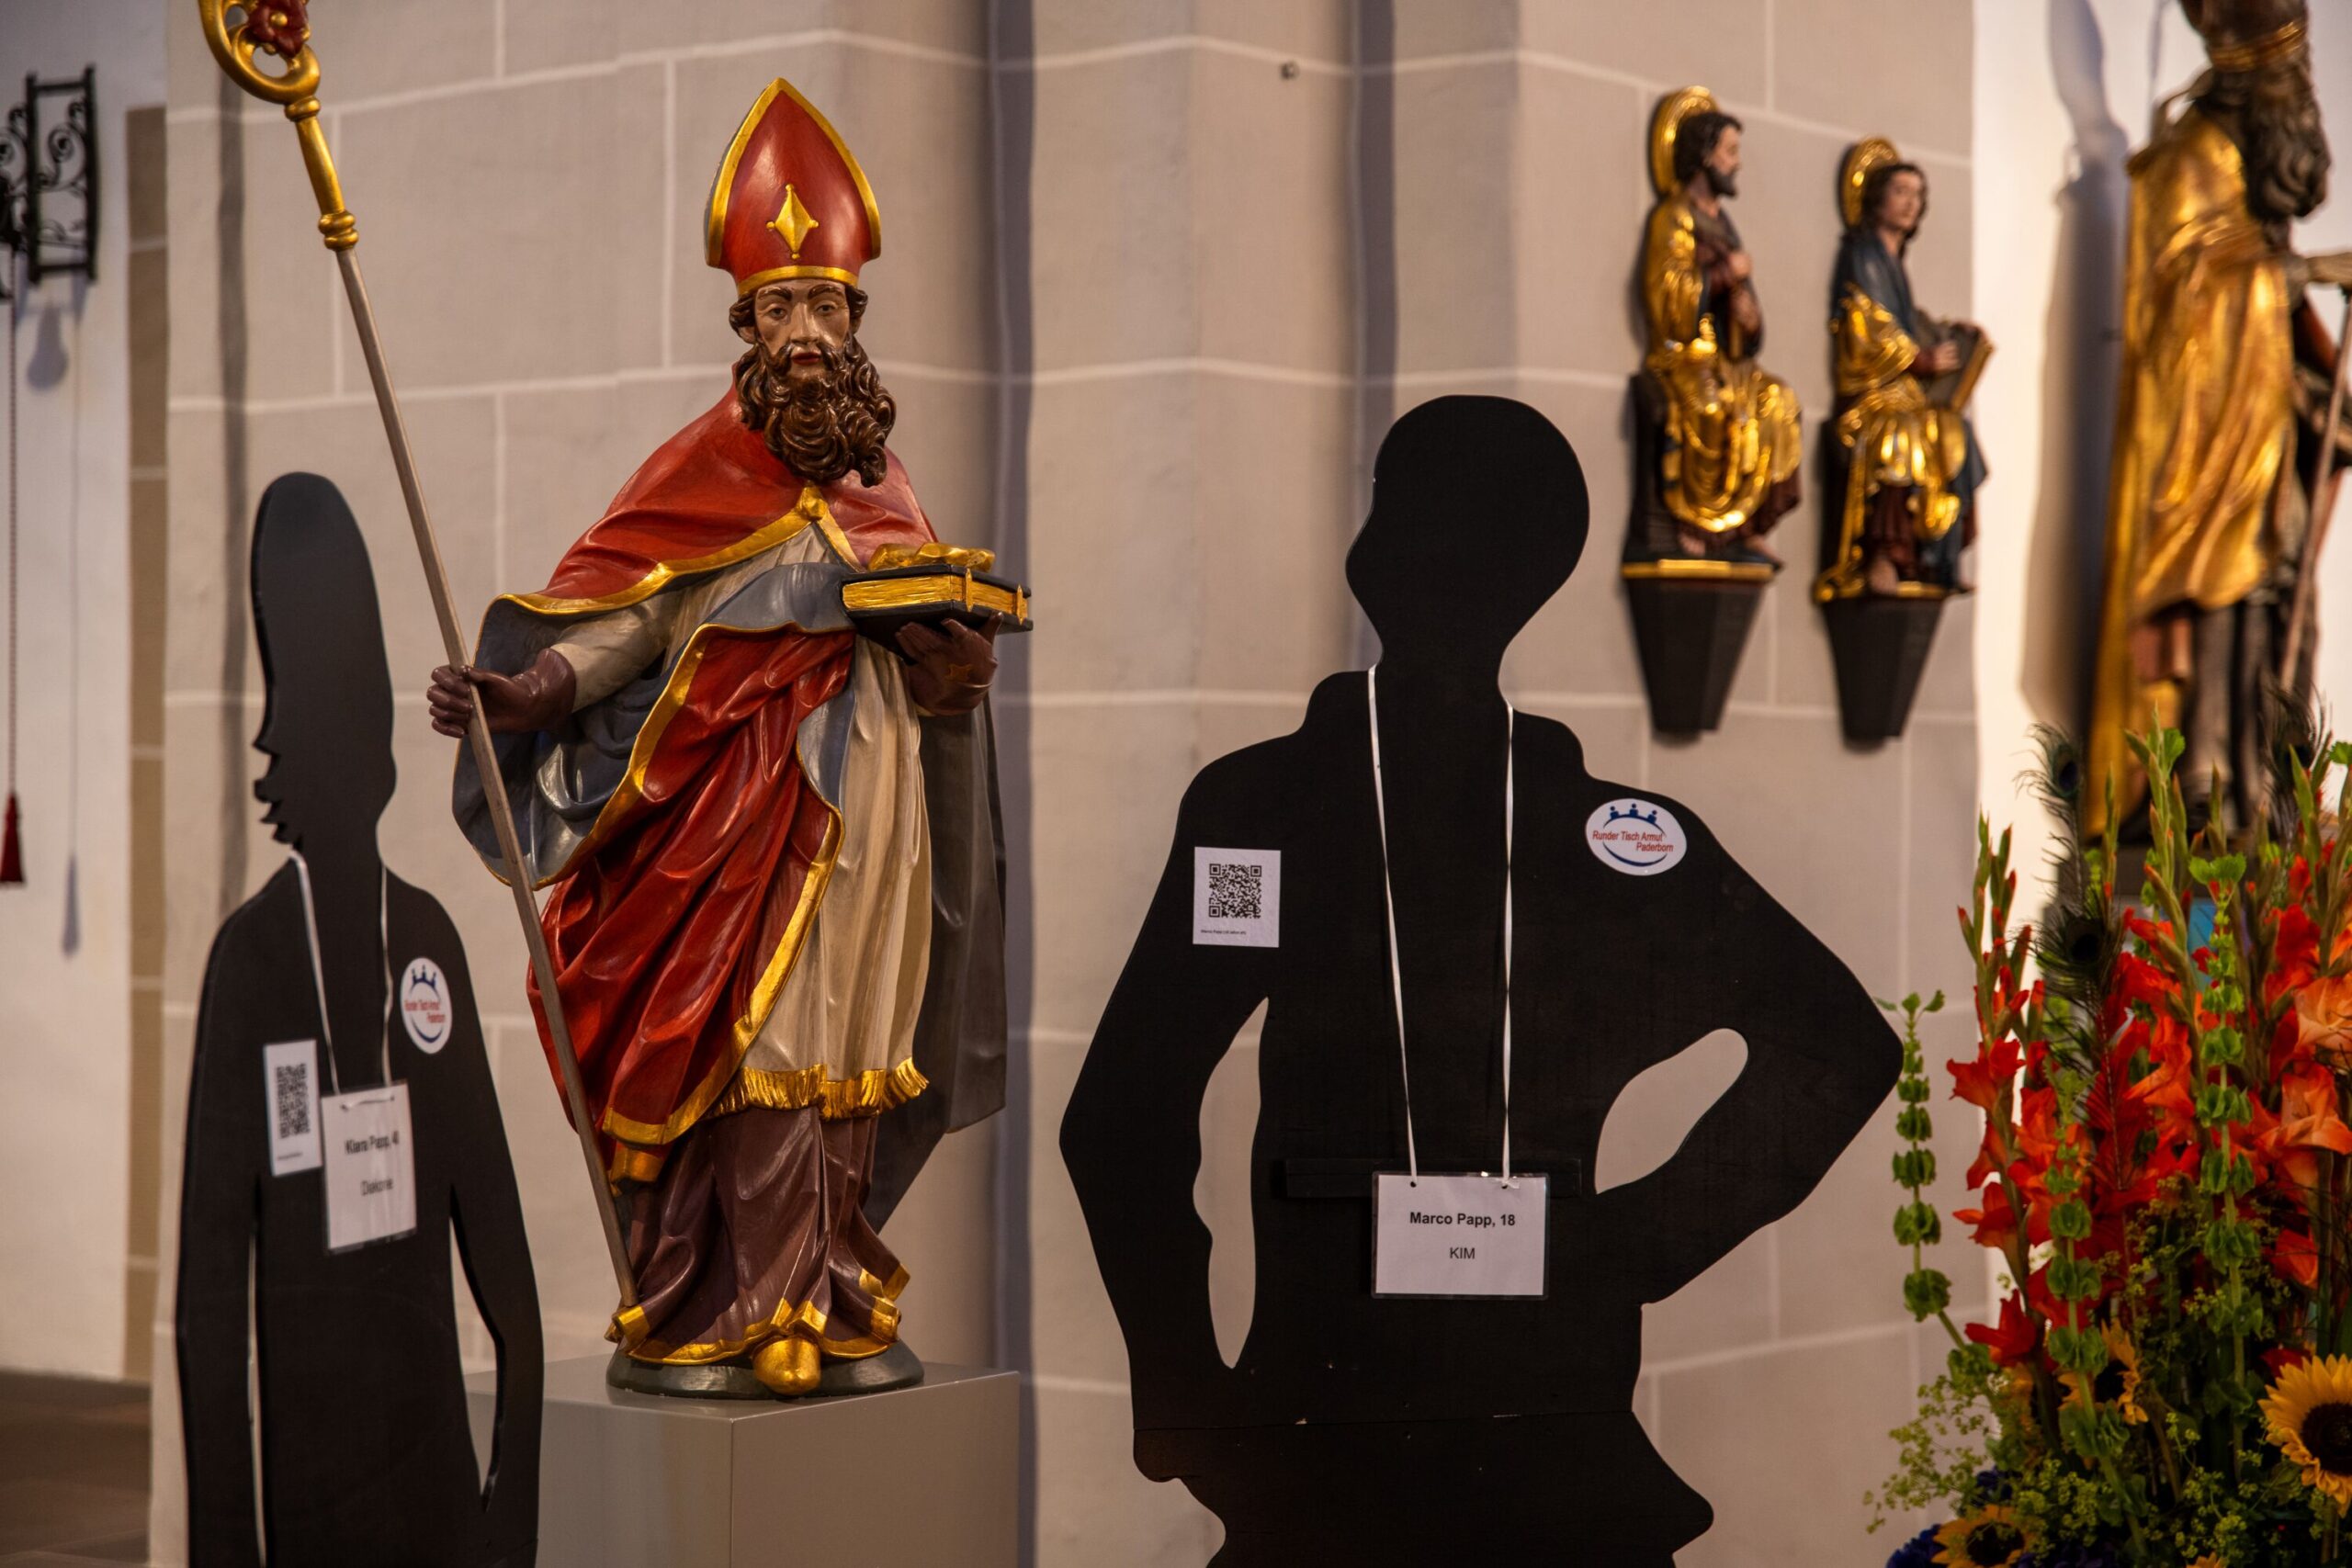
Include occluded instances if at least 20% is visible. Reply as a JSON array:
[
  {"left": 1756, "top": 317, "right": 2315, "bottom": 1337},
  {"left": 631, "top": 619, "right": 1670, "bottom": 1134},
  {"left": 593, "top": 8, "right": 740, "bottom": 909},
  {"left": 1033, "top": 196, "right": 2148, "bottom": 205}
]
[
  {"left": 1932, "top": 1505, "right": 2032, "bottom": 1567},
  {"left": 2057, "top": 1323, "right": 2149, "bottom": 1425},
  {"left": 2261, "top": 1352, "right": 2352, "bottom": 1507}
]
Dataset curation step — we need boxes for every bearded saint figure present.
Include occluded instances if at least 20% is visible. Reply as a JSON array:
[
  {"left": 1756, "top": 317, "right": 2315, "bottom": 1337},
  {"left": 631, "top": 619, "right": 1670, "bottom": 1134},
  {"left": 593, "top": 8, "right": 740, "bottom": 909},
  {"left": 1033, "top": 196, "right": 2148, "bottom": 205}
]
[
  {"left": 430, "top": 78, "right": 1007, "bottom": 1396},
  {"left": 2088, "top": 0, "right": 2352, "bottom": 833},
  {"left": 1630, "top": 91, "right": 1805, "bottom": 565}
]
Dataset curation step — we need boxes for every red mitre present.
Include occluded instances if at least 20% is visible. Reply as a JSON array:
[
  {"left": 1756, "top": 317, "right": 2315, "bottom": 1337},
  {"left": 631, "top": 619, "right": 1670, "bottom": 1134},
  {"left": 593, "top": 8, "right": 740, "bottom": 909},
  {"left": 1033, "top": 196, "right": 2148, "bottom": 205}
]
[{"left": 705, "top": 78, "right": 881, "bottom": 295}]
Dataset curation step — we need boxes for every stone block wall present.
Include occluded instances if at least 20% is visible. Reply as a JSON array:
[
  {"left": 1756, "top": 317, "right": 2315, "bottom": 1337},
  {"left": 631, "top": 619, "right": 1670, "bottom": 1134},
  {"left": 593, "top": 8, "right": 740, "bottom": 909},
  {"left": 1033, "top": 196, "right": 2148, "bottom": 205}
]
[{"left": 150, "top": 3, "right": 1980, "bottom": 1562}]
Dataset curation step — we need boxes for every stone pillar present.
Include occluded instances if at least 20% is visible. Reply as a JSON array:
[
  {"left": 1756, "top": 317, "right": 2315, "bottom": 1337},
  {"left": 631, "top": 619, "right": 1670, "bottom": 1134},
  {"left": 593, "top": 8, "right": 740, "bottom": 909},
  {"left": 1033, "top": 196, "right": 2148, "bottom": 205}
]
[{"left": 1006, "top": 5, "right": 1364, "bottom": 1559}]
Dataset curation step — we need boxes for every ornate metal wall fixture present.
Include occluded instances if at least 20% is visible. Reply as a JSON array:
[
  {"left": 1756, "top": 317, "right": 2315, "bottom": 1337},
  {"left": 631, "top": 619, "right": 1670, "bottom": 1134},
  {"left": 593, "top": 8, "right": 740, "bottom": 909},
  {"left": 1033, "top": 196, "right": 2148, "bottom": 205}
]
[{"left": 0, "top": 67, "right": 98, "bottom": 300}]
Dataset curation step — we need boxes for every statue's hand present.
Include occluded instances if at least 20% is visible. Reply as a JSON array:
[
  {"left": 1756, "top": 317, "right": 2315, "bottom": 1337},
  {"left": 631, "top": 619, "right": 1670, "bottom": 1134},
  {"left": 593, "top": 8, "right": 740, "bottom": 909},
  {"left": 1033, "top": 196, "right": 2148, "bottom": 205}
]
[
  {"left": 897, "top": 617, "right": 999, "bottom": 716},
  {"left": 1918, "top": 340, "right": 1962, "bottom": 375},
  {"left": 427, "top": 649, "right": 576, "bottom": 738},
  {"left": 1724, "top": 249, "right": 1754, "bottom": 283}
]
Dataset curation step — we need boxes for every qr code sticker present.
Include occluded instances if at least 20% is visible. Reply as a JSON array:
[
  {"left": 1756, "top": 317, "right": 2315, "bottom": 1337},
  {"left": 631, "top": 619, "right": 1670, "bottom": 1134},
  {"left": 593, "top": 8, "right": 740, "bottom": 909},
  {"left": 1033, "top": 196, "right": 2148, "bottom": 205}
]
[
  {"left": 1194, "top": 847, "right": 1279, "bottom": 947},
  {"left": 275, "top": 1060, "right": 312, "bottom": 1140},
  {"left": 1204, "top": 862, "right": 1263, "bottom": 922},
  {"left": 264, "top": 1039, "right": 323, "bottom": 1175}
]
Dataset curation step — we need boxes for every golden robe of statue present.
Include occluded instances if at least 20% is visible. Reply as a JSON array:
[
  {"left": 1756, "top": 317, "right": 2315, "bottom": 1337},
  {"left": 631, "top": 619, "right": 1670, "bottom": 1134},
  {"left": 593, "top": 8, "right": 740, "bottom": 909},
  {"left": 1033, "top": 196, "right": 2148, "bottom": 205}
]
[
  {"left": 1641, "top": 195, "right": 1805, "bottom": 539},
  {"left": 1816, "top": 286, "right": 1975, "bottom": 597},
  {"left": 2087, "top": 106, "right": 2299, "bottom": 831}
]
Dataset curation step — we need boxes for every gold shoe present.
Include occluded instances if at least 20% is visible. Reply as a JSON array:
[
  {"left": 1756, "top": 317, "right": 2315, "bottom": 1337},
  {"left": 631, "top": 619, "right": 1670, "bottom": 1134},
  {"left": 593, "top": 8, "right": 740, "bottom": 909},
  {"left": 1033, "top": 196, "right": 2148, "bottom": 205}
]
[{"left": 752, "top": 1336, "right": 822, "bottom": 1397}]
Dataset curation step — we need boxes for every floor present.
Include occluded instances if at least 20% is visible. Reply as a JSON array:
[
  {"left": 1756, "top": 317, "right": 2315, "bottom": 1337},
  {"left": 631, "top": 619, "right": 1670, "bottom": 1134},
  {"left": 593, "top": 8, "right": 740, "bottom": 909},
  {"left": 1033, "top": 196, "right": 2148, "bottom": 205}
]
[{"left": 0, "top": 1372, "right": 150, "bottom": 1565}]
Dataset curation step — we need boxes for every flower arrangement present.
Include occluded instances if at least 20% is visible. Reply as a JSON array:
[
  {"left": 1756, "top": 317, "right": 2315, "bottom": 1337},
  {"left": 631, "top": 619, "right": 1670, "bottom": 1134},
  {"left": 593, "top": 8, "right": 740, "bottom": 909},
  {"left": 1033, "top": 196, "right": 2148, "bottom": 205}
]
[{"left": 1873, "top": 726, "right": 2352, "bottom": 1566}]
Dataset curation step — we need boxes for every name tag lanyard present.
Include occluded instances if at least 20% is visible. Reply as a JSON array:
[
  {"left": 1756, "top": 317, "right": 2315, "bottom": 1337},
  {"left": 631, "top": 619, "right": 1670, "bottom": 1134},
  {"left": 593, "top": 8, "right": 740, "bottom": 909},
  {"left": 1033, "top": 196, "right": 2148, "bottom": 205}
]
[
  {"left": 289, "top": 851, "right": 392, "bottom": 1095},
  {"left": 292, "top": 853, "right": 420, "bottom": 1252},
  {"left": 1366, "top": 665, "right": 1518, "bottom": 1187}
]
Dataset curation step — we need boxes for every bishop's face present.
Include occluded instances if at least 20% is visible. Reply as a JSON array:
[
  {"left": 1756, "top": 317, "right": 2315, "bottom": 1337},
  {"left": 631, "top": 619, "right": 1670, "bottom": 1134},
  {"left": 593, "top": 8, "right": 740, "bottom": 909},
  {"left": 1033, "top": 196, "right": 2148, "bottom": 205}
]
[{"left": 743, "top": 278, "right": 854, "bottom": 389}]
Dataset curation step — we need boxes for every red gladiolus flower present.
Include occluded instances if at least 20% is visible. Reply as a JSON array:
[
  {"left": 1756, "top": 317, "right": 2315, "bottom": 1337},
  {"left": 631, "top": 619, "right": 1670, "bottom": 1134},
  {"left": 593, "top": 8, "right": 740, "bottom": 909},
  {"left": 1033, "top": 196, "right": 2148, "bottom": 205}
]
[
  {"left": 2110, "top": 951, "right": 2176, "bottom": 1021},
  {"left": 2013, "top": 1086, "right": 2062, "bottom": 1168},
  {"left": 2271, "top": 1228, "right": 2321, "bottom": 1290},
  {"left": 2263, "top": 1345, "right": 2312, "bottom": 1380},
  {"left": 1967, "top": 1293, "right": 2039, "bottom": 1367},
  {"left": 2126, "top": 1021, "right": 2197, "bottom": 1134},
  {"left": 2297, "top": 972, "right": 2352, "bottom": 1067},
  {"left": 1965, "top": 1122, "right": 2007, "bottom": 1190},
  {"left": 1955, "top": 1180, "right": 2019, "bottom": 1250},
  {"left": 2272, "top": 906, "right": 2321, "bottom": 998},
  {"left": 2252, "top": 1063, "right": 2352, "bottom": 1195},
  {"left": 1949, "top": 1039, "right": 2023, "bottom": 1113}
]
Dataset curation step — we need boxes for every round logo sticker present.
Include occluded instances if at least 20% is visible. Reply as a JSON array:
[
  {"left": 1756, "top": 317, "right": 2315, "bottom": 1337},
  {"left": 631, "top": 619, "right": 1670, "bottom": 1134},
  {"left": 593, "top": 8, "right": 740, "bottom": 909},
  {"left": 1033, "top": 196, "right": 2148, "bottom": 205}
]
[
  {"left": 1585, "top": 798, "right": 1688, "bottom": 876},
  {"left": 399, "top": 957, "right": 453, "bottom": 1054}
]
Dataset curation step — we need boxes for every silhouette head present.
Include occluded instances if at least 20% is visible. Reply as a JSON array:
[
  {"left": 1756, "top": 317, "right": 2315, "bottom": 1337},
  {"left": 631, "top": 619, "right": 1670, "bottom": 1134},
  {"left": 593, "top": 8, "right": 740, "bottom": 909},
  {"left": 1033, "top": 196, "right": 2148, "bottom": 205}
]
[
  {"left": 250, "top": 473, "right": 397, "bottom": 853},
  {"left": 1346, "top": 396, "right": 1587, "bottom": 671}
]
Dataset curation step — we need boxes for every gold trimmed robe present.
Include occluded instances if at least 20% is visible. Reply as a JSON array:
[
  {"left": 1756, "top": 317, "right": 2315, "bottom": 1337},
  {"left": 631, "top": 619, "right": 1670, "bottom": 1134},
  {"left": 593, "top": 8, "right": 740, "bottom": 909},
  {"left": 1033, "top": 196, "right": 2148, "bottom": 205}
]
[
  {"left": 1640, "top": 195, "right": 1805, "bottom": 536},
  {"left": 1815, "top": 272, "right": 1974, "bottom": 600},
  {"left": 2087, "top": 107, "right": 2298, "bottom": 830}
]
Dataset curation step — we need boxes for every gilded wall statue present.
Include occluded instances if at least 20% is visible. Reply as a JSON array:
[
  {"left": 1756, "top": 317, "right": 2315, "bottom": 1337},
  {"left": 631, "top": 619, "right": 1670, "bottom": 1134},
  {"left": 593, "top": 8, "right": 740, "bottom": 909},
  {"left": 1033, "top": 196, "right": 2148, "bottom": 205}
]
[
  {"left": 1816, "top": 141, "right": 1987, "bottom": 601},
  {"left": 1628, "top": 88, "right": 1804, "bottom": 566},
  {"left": 2089, "top": 0, "right": 2352, "bottom": 833}
]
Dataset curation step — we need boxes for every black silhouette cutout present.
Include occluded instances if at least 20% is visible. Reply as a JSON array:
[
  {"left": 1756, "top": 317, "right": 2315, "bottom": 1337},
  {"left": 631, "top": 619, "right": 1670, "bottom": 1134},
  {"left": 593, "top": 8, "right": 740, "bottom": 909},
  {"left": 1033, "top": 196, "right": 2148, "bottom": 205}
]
[
  {"left": 1061, "top": 398, "right": 1898, "bottom": 1564},
  {"left": 175, "top": 474, "right": 542, "bottom": 1567}
]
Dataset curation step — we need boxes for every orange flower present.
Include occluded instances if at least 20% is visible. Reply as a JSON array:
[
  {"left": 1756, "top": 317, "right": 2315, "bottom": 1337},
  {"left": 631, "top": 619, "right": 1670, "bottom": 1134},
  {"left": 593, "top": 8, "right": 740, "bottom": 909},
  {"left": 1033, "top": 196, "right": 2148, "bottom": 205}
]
[
  {"left": 1954, "top": 1180, "right": 2018, "bottom": 1250},
  {"left": 2125, "top": 1019, "right": 2197, "bottom": 1130},
  {"left": 2253, "top": 1062, "right": 2352, "bottom": 1194},
  {"left": 1948, "top": 1039, "right": 2022, "bottom": 1114},
  {"left": 2273, "top": 1227, "right": 2321, "bottom": 1290},
  {"left": 2299, "top": 970, "right": 2352, "bottom": 1066},
  {"left": 1965, "top": 1292, "right": 2038, "bottom": 1368}
]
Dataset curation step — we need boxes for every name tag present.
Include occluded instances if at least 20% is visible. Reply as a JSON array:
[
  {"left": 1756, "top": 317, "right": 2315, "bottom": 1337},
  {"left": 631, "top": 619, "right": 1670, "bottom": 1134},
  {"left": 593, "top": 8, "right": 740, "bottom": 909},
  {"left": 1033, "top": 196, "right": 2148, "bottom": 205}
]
[
  {"left": 1373, "top": 1172, "right": 1546, "bottom": 1297},
  {"left": 322, "top": 1084, "right": 417, "bottom": 1252}
]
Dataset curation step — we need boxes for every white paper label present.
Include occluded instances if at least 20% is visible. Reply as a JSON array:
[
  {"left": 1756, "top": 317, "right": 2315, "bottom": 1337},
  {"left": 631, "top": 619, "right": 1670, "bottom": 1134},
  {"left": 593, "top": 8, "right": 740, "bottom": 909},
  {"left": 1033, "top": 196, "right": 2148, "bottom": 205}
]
[
  {"left": 1584, "top": 798, "right": 1688, "bottom": 876},
  {"left": 397, "top": 956, "right": 453, "bottom": 1055},
  {"left": 322, "top": 1084, "right": 417, "bottom": 1252},
  {"left": 1373, "top": 1172, "right": 1547, "bottom": 1297},
  {"left": 263, "top": 1039, "right": 323, "bottom": 1177},
  {"left": 1193, "top": 847, "right": 1280, "bottom": 947}
]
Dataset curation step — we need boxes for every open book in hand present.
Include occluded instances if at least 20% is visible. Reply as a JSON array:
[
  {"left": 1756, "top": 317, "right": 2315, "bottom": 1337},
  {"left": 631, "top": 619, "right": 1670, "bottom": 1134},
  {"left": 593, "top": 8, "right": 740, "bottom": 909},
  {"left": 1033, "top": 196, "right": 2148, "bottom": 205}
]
[
  {"left": 841, "top": 542, "right": 1035, "bottom": 654},
  {"left": 1921, "top": 321, "right": 1993, "bottom": 412}
]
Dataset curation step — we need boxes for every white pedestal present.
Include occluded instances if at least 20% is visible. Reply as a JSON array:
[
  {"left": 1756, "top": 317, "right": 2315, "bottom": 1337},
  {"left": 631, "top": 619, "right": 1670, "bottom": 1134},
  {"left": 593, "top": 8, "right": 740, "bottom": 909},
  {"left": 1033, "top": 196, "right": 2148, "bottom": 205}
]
[{"left": 468, "top": 1355, "right": 1020, "bottom": 1567}]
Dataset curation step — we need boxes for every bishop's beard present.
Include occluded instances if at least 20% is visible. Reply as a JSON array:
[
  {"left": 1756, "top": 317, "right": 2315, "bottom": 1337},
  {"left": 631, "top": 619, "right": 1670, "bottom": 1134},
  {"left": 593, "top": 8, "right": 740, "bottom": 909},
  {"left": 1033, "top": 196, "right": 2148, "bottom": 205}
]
[
  {"left": 731, "top": 333, "right": 896, "bottom": 488},
  {"left": 2201, "top": 66, "right": 2332, "bottom": 230}
]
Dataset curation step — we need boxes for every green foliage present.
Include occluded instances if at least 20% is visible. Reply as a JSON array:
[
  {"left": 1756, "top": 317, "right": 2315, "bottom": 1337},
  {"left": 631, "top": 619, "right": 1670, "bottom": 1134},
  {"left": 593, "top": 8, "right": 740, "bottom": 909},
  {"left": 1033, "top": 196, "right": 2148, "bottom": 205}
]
[
  {"left": 1882, "top": 991, "right": 1956, "bottom": 1336},
  {"left": 1865, "top": 1361, "right": 2007, "bottom": 1532}
]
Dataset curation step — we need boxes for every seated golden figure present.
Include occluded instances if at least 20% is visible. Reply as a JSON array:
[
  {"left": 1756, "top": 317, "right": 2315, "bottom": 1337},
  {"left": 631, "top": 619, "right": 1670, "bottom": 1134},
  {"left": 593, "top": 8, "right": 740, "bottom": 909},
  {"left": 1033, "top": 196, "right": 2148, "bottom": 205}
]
[
  {"left": 1815, "top": 139, "right": 1986, "bottom": 601},
  {"left": 1631, "top": 88, "right": 1804, "bottom": 565}
]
